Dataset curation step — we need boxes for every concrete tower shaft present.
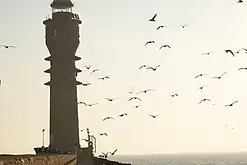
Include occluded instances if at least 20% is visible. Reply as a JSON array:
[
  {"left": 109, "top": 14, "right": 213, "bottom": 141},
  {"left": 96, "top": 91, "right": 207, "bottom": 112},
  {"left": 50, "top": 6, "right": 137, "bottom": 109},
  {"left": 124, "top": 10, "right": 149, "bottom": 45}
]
[{"left": 43, "top": 0, "right": 82, "bottom": 153}]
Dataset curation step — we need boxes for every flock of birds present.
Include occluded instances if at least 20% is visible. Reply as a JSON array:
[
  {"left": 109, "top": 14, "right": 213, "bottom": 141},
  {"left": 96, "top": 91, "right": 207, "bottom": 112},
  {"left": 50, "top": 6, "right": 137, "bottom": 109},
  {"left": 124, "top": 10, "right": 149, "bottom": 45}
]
[
  {"left": 77, "top": 4, "right": 247, "bottom": 157},
  {"left": 0, "top": 0, "right": 246, "bottom": 158}
]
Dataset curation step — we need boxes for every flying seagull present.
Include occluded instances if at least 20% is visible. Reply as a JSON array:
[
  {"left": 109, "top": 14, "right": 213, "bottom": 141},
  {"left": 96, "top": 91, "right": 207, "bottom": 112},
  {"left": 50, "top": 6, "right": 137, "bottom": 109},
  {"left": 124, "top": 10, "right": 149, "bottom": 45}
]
[
  {"left": 171, "top": 94, "right": 178, "bottom": 97},
  {"left": 78, "top": 102, "right": 98, "bottom": 107},
  {"left": 139, "top": 65, "right": 149, "bottom": 69},
  {"left": 197, "top": 86, "right": 207, "bottom": 90},
  {"left": 118, "top": 113, "right": 127, "bottom": 117},
  {"left": 85, "top": 65, "right": 92, "bottom": 70},
  {"left": 100, "top": 133, "right": 108, "bottom": 136},
  {"left": 156, "top": 25, "right": 167, "bottom": 30},
  {"left": 236, "top": 48, "right": 247, "bottom": 54},
  {"left": 132, "top": 105, "right": 143, "bottom": 108},
  {"left": 90, "top": 69, "right": 100, "bottom": 75},
  {"left": 98, "top": 76, "right": 110, "bottom": 81},
  {"left": 145, "top": 41, "right": 155, "bottom": 46},
  {"left": 199, "top": 98, "right": 211, "bottom": 104},
  {"left": 105, "top": 97, "right": 119, "bottom": 102},
  {"left": 128, "top": 97, "right": 142, "bottom": 101},
  {"left": 102, "top": 117, "right": 114, "bottom": 121},
  {"left": 149, "top": 114, "right": 160, "bottom": 118},
  {"left": 238, "top": 67, "right": 247, "bottom": 71},
  {"left": 211, "top": 72, "right": 227, "bottom": 79},
  {"left": 225, "top": 101, "right": 238, "bottom": 107},
  {"left": 146, "top": 65, "right": 160, "bottom": 71},
  {"left": 149, "top": 14, "right": 157, "bottom": 22},
  {"left": 237, "top": 0, "right": 243, "bottom": 3},
  {"left": 137, "top": 89, "right": 155, "bottom": 94},
  {"left": 195, "top": 74, "right": 208, "bottom": 78},
  {"left": 0, "top": 45, "right": 16, "bottom": 48},
  {"left": 180, "top": 24, "right": 188, "bottom": 28},
  {"left": 159, "top": 45, "right": 171, "bottom": 50},
  {"left": 225, "top": 50, "right": 235, "bottom": 57},
  {"left": 201, "top": 52, "right": 215, "bottom": 55}
]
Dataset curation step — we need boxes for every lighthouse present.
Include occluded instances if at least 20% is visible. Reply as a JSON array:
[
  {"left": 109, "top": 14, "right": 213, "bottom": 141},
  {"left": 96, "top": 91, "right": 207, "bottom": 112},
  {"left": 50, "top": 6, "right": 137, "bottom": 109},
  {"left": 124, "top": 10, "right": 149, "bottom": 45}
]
[{"left": 42, "top": 0, "right": 82, "bottom": 153}]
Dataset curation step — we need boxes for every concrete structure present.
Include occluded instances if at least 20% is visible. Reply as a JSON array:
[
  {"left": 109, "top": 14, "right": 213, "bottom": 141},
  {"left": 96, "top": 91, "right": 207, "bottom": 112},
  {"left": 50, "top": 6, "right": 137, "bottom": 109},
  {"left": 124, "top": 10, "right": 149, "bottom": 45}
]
[{"left": 43, "top": 0, "right": 82, "bottom": 153}]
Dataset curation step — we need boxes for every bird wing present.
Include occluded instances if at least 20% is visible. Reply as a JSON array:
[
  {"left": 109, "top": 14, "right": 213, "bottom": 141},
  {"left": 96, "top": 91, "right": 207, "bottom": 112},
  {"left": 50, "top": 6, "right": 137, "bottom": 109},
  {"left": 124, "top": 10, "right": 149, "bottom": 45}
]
[
  {"left": 146, "top": 67, "right": 153, "bottom": 70},
  {"left": 151, "top": 14, "right": 157, "bottom": 20},
  {"left": 220, "top": 72, "right": 227, "bottom": 77}
]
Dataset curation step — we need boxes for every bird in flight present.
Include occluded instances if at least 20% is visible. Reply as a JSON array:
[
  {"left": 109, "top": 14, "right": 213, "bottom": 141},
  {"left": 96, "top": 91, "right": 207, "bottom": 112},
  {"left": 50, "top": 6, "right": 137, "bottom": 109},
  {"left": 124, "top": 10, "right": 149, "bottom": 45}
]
[
  {"left": 81, "top": 82, "right": 92, "bottom": 86},
  {"left": 195, "top": 73, "right": 208, "bottom": 79},
  {"left": 102, "top": 117, "right": 114, "bottom": 121},
  {"left": 118, "top": 113, "right": 127, "bottom": 117},
  {"left": 201, "top": 52, "right": 215, "bottom": 55},
  {"left": 132, "top": 105, "right": 143, "bottom": 108},
  {"left": 197, "top": 86, "right": 207, "bottom": 90},
  {"left": 212, "top": 72, "right": 227, "bottom": 79},
  {"left": 90, "top": 69, "right": 100, "bottom": 75},
  {"left": 98, "top": 76, "right": 110, "bottom": 81},
  {"left": 180, "top": 24, "right": 188, "bottom": 28},
  {"left": 128, "top": 97, "right": 142, "bottom": 101},
  {"left": 139, "top": 65, "right": 149, "bottom": 69},
  {"left": 156, "top": 25, "right": 167, "bottom": 30},
  {"left": 149, "top": 114, "right": 160, "bottom": 118},
  {"left": 105, "top": 97, "right": 119, "bottom": 102},
  {"left": 149, "top": 14, "right": 157, "bottom": 22},
  {"left": 0, "top": 45, "right": 16, "bottom": 48},
  {"left": 236, "top": 48, "right": 247, "bottom": 54},
  {"left": 171, "top": 94, "right": 178, "bottom": 97},
  {"left": 107, "top": 149, "right": 118, "bottom": 156},
  {"left": 145, "top": 41, "right": 155, "bottom": 46},
  {"left": 137, "top": 89, "right": 155, "bottom": 94},
  {"left": 237, "top": 0, "right": 243, "bottom": 3},
  {"left": 146, "top": 65, "right": 160, "bottom": 71},
  {"left": 225, "top": 50, "right": 235, "bottom": 57},
  {"left": 159, "top": 45, "right": 171, "bottom": 50},
  {"left": 199, "top": 98, "right": 211, "bottom": 104},
  {"left": 225, "top": 101, "right": 238, "bottom": 107},
  {"left": 100, "top": 133, "right": 108, "bottom": 136},
  {"left": 238, "top": 67, "right": 247, "bottom": 71},
  {"left": 78, "top": 102, "right": 98, "bottom": 107},
  {"left": 85, "top": 65, "right": 92, "bottom": 70}
]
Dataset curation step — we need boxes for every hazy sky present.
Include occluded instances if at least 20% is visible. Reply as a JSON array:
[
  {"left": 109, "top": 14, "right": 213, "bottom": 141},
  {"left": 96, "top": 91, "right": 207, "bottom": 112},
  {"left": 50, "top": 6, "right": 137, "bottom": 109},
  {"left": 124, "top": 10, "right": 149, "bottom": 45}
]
[{"left": 0, "top": 0, "right": 247, "bottom": 155}]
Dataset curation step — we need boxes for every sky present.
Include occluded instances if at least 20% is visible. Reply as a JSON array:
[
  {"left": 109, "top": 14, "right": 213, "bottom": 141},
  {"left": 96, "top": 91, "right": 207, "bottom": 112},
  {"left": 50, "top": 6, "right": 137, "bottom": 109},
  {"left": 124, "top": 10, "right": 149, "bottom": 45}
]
[{"left": 0, "top": 0, "right": 247, "bottom": 156}]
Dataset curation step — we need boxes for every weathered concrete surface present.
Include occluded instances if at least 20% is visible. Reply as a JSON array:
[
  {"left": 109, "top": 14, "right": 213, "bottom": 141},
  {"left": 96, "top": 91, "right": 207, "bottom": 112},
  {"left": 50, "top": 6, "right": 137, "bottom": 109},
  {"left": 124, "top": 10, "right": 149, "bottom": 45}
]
[{"left": 0, "top": 154, "right": 76, "bottom": 165}]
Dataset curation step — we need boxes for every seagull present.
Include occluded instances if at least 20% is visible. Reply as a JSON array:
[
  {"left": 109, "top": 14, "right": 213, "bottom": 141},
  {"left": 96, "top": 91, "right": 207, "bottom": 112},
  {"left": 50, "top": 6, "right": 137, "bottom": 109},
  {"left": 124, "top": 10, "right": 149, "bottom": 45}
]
[
  {"left": 225, "top": 101, "right": 238, "bottom": 107},
  {"left": 236, "top": 48, "right": 247, "bottom": 54},
  {"left": 195, "top": 74, "right": 208, "bottom": 78},
  {"left": 149, "top": 114, "right": 160, "bottom": 118},
  {"left": 159, "top": 45, "right": 171, "bottom": 50},
  {"left": 0, "top": 45, "right": 16, "bottom": 48},
  {"left": 180, "top": 24, "right": 188, "bottom": 28},
  {"left": 78, "top": 102, "right": 98, "bottom": 107},
  {"left": 149, "top": 14, "right": 157, "bottom": 22},
  {"left": 105, "top": 97, "right": 119, "bottom": 102},
  {"left": 98, "top": 76, "right": 110, "bottom": 81},
  {"left": 197, "top": 86, "right": 207, "bottom": 90},
  {"left": 100, "top": 133, "right": 108, "bottom": 136},
  {"left": 145, "top": 41, "right": 155, "bottom": 46},
  {"left": 146, "top": 65, "right": 160, "bottom": 71},
  {"left": 156, "top": 25, "right": 167, "bottom": 30},
  {"left": 132, "top": 105, "right": 143, "bottom": 108},
  {"left": 107, "top": 149, "right": 118, "bottom": 156},
  {"left": 237, "top": 0, "right": 243, "bottom": 3},
  {"left": 238, "top": 67, "right": 247, "bottom": 71},
  {"left": 201, "top": 52, "right": 215, "bottom": 55},
  {"left": 85, "top": 65, "right": 92, "bottom": 70},
  {"left": 139, "top": 65, "right": 149, "bottom": 69},
  {"left": 171, "top": 94, "right": 178, "bottom": 97},
  {"left": 128, "top": 97, "right": 142, "bottom": 101},
  {"left": 137, "top": 89, "right": 155, "bottom": 94},
  {"left": 199, "top": 98, "right": 211, "bottom": 104},
  {"left": 225, "top": 50, "right": 235, "bottom": 57},
  {"left": 118, "top": 113, "right": 127, "bottom": 117},
  {"left": 90, "top": 69, "right": 100, "bottom": 75},
  {"left": 212, "top": 72, "right": 227, "bottom": 79},
  {"left": 102, "top": 117, "right": 114, "bottom": 121},
  {"left": 81, "top": 82, "right": 92, "bottom": 86}
]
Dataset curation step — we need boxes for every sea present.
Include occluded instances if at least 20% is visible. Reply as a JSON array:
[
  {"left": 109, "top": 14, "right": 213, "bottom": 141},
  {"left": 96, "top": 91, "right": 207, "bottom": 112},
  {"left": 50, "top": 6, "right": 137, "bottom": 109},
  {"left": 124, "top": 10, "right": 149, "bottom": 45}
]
[{"left": 109, "top": 153, "right": 247, "bottom": 165}]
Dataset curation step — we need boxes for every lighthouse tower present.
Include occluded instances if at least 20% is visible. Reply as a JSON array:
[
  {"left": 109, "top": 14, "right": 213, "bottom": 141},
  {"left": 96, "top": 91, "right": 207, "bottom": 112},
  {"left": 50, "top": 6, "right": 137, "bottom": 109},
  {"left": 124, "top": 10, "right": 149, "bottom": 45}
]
[{"left": 43, "top": 0, "right": 82, "bottom": 153}]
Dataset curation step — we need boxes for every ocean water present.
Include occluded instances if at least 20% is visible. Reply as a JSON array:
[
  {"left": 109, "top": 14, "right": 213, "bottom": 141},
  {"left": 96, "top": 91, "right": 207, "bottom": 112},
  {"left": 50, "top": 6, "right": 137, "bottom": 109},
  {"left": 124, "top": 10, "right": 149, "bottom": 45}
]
[{"left": 109, "top": 153, "right": 247, "bottom": 165}]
